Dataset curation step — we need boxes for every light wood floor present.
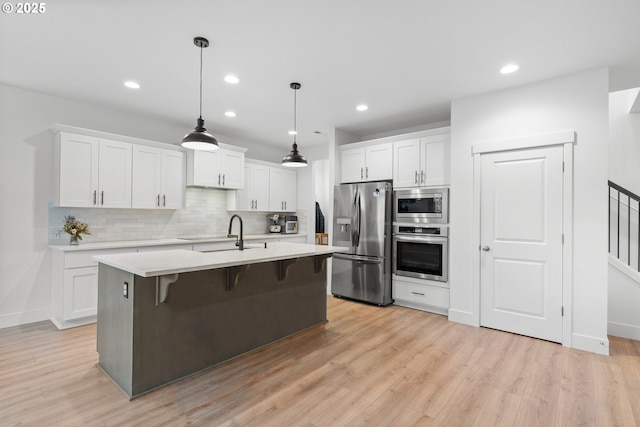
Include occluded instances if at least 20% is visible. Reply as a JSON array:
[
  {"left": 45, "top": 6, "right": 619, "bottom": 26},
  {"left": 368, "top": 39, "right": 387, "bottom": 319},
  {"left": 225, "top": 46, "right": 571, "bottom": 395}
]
[{"left": 2, "top": 297, "right": 640, "bottom": 426}]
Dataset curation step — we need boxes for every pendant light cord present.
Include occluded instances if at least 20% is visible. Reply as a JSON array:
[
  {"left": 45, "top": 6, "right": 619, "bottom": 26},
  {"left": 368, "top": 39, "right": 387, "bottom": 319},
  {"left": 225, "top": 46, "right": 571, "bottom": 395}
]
[
  {"left": 293, "top": 86, "right": 297, "bottom": 145},
  {"left": 199, "top": 45, "right": 203, "bottom": 119}
]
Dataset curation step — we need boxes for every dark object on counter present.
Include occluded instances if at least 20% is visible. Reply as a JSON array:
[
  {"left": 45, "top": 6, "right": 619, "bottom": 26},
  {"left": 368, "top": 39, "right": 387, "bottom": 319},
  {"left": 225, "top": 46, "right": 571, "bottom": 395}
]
[
  {"left": 228, "top": 214, "right": 244, "bottom": 250},
  {"left": 315, "top": 202, "right": 325, "bottom": 233}
]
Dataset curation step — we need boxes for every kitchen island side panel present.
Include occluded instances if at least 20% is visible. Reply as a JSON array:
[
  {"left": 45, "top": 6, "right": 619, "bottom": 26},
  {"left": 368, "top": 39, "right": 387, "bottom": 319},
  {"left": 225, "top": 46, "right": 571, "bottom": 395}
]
[
  {"left": 97, "top": 265, "right": 135, "bottom": 396},
  {"left": 125, "top": 256, "right": 328, "bottom": 398}
]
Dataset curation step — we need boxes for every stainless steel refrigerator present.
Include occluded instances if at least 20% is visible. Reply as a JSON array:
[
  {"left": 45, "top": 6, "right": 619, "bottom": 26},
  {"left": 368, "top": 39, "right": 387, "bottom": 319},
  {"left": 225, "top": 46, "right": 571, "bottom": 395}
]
[{"left": 331, "top": 181, "right": 393, "bottom": 306}]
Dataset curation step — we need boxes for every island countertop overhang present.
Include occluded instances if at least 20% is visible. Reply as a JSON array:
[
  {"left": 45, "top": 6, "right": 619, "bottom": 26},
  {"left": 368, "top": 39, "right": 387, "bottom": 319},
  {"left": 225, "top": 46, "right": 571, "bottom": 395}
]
[{"left": 93, "top": 242, "right": 348, "bottom": 277}]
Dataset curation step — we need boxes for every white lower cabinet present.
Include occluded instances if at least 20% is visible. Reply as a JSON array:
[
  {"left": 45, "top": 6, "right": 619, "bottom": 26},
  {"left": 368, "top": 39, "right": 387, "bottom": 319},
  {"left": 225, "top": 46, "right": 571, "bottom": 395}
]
[
  {"left": 392, "top": 275, "right": 449, "bottom": 315},
  {"left": 62, "top": 267, "right": 99, "bottom": 321},
  {"left": 51, "top": 248, "right": 134, "bottom": 329}
]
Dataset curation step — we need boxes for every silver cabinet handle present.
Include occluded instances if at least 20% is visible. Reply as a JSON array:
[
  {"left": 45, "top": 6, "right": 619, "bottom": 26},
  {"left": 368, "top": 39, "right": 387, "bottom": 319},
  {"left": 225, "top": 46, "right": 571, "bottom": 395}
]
[
  {"left": 284, "top": 201, "right": 287, "bottom": 210},
  {"left": 361, "top": 167, "right": 364, "bottom": 179},
  {"left": 421, "top": 170, "right": 425, "bottom": 184},
  {"left": 482, "top": 246, "right": 491, "bottom": 251},
  {"left": 411, "top": 291, "right": 425, "bottom": 296},
  {"left": 163, "top": 194, "right": 166, "bottom": 207},
  {"left": 223, "top": 174, "right": 225, "bottom": 186},
  {"left": 415, "top": 171, "right": 418, "bottom": 184},
  {"left": 366, "top": 167, "right": 369, "bottom": 179},
  {"left": 101, "top": 191, "right": 104, "bottom": 205},
  {"left": 255, "top": 200, "right": 258, "bottom": 210},
  {"left": 218, "top": 174, "right": 221, "bottom": 185},
  {"left": 93, "top": 190, "right": 97, "bottom": 205},
  {"left": 157, "top": 194, "right": 160, "bottom": 207}
]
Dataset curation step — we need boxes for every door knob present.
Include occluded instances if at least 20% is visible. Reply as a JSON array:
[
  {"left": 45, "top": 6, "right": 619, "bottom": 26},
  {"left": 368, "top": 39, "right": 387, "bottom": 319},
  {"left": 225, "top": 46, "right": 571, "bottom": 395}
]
[{"left": 482, "top": 246, "right": 490, "bottom": 251}]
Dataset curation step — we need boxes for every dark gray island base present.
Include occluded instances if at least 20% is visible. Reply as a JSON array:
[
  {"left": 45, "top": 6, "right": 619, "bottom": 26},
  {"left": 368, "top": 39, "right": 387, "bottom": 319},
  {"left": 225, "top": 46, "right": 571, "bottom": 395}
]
[{"left": 96, "top": 253, "right": 332, "bottom": 399}]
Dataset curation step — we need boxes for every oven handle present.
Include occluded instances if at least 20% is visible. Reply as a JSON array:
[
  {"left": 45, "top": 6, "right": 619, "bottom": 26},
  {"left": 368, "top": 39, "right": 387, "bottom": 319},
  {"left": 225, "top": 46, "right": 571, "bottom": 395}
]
[
  {"left": 393, "top": 234, "right": 448, "bottom": 244},
  {"left": 332, "top": 253, "right": 384, "bottom": 264}
]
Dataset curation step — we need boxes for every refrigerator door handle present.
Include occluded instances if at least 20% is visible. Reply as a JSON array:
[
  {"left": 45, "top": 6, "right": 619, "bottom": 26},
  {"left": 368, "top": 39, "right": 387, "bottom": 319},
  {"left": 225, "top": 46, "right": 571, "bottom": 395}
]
[
  {"left": 333, "top": 253, "right": 383, "bottom": 264},
  {"left": 356, "top": 192, "right": 362, "bottom": 248}
]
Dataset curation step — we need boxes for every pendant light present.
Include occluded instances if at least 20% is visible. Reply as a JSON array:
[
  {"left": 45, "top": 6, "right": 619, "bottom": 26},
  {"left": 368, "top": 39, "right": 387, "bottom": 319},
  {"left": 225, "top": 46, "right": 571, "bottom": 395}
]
[
  {"left": 181, "top": 37, "right": 219, "bottom": 151},
  {"left": 282, "top": 82, "right": 308, "bottom": 167}
]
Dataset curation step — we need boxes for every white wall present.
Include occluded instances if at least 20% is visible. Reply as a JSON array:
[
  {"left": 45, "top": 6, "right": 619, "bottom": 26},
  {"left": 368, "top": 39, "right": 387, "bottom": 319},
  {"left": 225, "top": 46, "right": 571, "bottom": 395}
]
[
  {"left": 609, "top": 88, "right": 640, "bottom": 193},
  {"left": 0, "top": 83, "right": 305, "bottom": 328},
  {"left": 607, "top": 87, "right": 640, "bottom": 339},
  {"left": 449, "top": 68, "right": 610, "bottom": 354}
]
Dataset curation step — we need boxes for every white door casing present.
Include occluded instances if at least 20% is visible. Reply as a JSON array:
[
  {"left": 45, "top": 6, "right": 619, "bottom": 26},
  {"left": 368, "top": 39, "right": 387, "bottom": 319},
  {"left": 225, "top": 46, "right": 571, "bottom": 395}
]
[
  {"left": 471, "top": 130, "right": 575, "bottom": 347},
  {"left": 480, "top": 146, "right": 563, "bottom": 343}
]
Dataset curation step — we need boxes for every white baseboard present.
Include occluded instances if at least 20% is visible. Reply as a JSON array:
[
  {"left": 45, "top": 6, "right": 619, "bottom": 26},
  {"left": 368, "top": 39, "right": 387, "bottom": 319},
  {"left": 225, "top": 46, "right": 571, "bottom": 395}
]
[
  {"left": 608, "top": 321, "right": 640, "bottom": 341},
  {"left": 0, "top": 308, "right": 50, "bottom": 330},
  {"left": 448, "top": 309, "right": 478, "bottom": 326},
  {"left": 572, "top": 333, "right": 610, "bottom": 355}
]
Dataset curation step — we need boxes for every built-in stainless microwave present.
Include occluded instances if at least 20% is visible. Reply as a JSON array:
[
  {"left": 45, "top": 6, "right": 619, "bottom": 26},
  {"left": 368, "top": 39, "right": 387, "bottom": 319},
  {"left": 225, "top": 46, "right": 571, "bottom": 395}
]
[{"left": 394, "top": 188, "right": 449, "bottom": 223}]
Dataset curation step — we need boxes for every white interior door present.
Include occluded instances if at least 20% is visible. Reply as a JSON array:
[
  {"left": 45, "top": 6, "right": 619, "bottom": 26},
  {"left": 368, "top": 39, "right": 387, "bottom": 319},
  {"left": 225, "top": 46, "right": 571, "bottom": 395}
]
[{"left": 480, "top": 145, "right": 563, "bottom": 343}]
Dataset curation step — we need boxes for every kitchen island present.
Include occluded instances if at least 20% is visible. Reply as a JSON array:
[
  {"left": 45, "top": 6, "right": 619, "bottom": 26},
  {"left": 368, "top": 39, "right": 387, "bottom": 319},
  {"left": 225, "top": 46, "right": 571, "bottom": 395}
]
[{"left": 94, "top": 242, "right": 346, "bottom": 399}]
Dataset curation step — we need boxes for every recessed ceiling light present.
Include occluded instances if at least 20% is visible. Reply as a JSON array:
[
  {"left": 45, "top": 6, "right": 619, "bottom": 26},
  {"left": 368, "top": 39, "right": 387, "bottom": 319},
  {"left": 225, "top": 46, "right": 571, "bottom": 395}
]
[
  {"left": 124, "top": 81, "right": 140, "bottom": 89},
  {"left": 224, "top": 75, "right": 239, "bottom": 84},
  {"left": 500, "top": 64, "right": 519, "bottom": 74},
  {"left": 288, "top": 130, "right": 297, "bottom": 135},
  {"left": 225, "top": 111, "right": 236, "bottom": 117},
  {"left": 356, "top": 104, "right": 368, "bottom": 111}
]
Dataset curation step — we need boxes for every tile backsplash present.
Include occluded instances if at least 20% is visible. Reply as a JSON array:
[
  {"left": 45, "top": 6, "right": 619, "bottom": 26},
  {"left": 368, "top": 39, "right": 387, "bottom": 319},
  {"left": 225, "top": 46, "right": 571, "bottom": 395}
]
[{"left": 48, "top": 188, "right": 306, "bottom": 244}]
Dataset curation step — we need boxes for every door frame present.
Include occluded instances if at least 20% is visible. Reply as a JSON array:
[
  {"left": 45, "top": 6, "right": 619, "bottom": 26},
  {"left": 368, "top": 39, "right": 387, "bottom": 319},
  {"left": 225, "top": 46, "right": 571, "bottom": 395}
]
[{"left": 471, "top": 130, "right": 576, "bottom": 347}]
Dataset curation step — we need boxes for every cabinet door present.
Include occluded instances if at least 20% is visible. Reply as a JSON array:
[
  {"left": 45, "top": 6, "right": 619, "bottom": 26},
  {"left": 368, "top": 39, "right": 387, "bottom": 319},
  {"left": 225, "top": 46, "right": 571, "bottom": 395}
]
[
  {"left": 58, "top": 133, "right": 100, "bottom": 207},
  {"left": 231, "top": 163, "right": 254, "bottom": 210},
  {"left": 282, "top": 169, "right": 297, "bottom": 211},
  {"left": 98, "top": 140, "right": 132, "bottom": 208},
  {"left": 132, "top": 145, "right": 162, "bottom": 209},
  {"left": 269, "top": 168, "right": 285, "bottom": 211},
  {"left": 421, "top": 136, "right": 450, "bottom": 187},
  {"left": 187, "top": 150, "right": 221, "bottom": 187},
  {"left": 63, "top": 267, "right": 98, "bottom": 320},
  {"left": 252, "top": 164, "right": 270, "bottom": 211},
  {"left": 393, "top": 139, "right": 421, "bottom": 188},
  {"left": 340, "top": 146, "right": 366, "bottom": 183},
  {"left": 161, "top": 150, "right": 185, "bottom": 209},
  {"left": 365, "top": 142, "right": 393, "bottom": 181},
  {"left": 220, "top": 150, "right": 245, "bottom": 189}
]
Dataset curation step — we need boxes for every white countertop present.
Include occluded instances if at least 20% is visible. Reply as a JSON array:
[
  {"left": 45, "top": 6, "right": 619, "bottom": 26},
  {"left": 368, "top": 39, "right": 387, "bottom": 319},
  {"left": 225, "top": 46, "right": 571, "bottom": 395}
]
[
  {"left": 48, "top": 233, "right": 303, "bottom": 252},
  {"left": 94, "top": 242, "right": 348, "bottom": 277}
]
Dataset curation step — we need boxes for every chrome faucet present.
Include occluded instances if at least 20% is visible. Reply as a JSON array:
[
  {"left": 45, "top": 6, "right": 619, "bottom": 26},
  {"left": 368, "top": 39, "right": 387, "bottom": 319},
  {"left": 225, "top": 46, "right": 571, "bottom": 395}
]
[{"left": 227, "top": 214, "right": 244, "bottom": 250}]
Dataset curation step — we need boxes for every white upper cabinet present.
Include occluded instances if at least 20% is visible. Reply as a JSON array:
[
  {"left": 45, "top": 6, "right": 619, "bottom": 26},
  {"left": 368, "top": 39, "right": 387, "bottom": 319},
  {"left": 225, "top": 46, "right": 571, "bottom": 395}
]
[
  {"left": 227, "top": 161, "right": 296, "bottom": 212},
  {"left": 393, "top": 134, "right": 450, "bottom": 188},
  {"left": 186, "top": 147, "right": 246, "bottom": 189},
  {"left": 132, "top": 146, "right": 185, "bottom": 209},
  {"left": 269, "top": 168, "right": 297, "bottom": 212},
  {"left": 54, "top": 132, "right": 132, "bottom": 208},
  {"left": 227, "top": 162, "right": 270, "bottom": 211},
  {"left": 160, "top": 150, "right": 186, "bottom": 209},
  {"left": 340, "top": 142, "right": 392, "bottom": 183}
]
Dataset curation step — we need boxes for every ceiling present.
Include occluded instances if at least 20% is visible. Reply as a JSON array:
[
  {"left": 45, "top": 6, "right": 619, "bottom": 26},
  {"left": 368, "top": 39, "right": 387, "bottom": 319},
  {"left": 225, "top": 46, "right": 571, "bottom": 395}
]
[{"left": 2, "top": 0, "right": 640, "bottom": 150}]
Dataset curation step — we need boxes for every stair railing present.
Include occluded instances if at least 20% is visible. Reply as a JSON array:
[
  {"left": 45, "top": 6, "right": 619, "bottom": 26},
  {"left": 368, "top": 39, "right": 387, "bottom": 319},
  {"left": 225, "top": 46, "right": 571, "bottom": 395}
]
[{"left": 609, "top": 180, "right": 640, "bottom": 270}]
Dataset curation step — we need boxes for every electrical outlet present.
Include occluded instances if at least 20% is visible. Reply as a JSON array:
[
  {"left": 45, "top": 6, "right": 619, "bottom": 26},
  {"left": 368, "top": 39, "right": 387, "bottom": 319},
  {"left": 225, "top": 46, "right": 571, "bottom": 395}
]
[{"left": 123, "top": 282, "right": 129, "bottom": 298}]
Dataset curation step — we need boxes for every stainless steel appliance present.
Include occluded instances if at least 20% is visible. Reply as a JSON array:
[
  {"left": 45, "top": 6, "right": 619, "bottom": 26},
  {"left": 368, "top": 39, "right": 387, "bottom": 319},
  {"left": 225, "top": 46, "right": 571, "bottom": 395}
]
[
  {"left": 331, "top": 181, "right": 393, "bottom": 306},
  {"left": 392, "top": 224, "right": 448, "bottom": 282},
  {"left": 394, "top": 187, "right": 449, "bottom": 223},
  {"left": 283, "top": 215, "right": 298, "bottom": 234}
]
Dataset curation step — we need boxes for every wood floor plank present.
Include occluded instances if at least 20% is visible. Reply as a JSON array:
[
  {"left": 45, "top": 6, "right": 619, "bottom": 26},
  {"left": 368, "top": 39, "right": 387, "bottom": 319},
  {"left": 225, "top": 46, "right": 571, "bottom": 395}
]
[{"left": 1, "top": 296, "right": 639, "bottom": 427}]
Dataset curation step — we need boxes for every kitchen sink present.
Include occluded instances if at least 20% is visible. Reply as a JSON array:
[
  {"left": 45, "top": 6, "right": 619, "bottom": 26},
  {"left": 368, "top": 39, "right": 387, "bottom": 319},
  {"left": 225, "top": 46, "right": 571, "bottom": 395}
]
[{"left": 177, "top": 236, "right": 227, "bottom": 241}]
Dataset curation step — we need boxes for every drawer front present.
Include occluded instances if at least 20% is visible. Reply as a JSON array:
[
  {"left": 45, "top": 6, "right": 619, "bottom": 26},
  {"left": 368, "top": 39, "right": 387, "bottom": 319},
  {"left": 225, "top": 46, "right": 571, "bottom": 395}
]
[
  {"left": 65, "top": 248, "right": 137, "bottom": 268},
  {"left": 393, "top": 280, "right": 449, "bottom": 309}
]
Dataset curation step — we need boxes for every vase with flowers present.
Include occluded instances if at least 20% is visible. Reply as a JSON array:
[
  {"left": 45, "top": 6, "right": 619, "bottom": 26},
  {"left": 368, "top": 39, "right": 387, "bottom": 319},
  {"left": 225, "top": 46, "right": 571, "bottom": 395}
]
[{"left": 62, "top": 215, "right": 91, "bottom": 245}]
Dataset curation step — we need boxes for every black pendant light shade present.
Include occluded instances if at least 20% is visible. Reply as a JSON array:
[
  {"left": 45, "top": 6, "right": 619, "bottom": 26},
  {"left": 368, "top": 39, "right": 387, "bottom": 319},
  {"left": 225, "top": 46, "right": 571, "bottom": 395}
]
[
  {"left": 282, "top": 82, "right": 308, "bottom": 167},
  {"left": 181, "top": 37, "right": 219, "bottom": 151}
]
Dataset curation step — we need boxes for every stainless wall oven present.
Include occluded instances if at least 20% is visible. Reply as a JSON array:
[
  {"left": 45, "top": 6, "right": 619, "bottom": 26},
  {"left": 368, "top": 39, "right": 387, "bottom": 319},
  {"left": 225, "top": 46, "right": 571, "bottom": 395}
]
[
  {"left": 394, "top": 187, "right": 448, "bottom": 223},
  {"left": 392, "top": 225, "right": 448, "bottom": 282}
]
